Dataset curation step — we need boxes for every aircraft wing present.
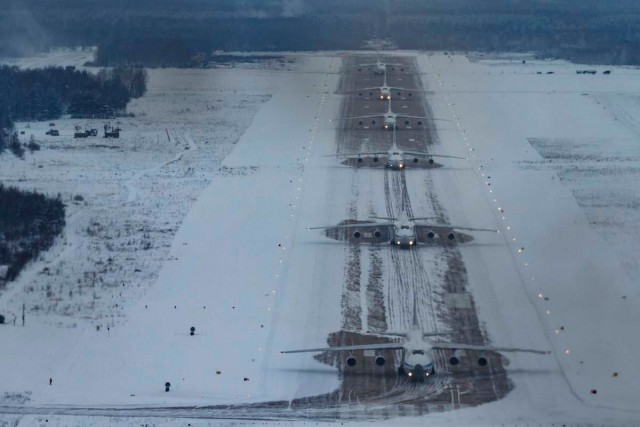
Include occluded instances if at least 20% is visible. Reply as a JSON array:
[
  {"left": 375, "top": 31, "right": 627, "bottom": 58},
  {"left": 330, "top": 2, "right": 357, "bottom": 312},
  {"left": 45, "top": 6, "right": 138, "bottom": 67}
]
[
  {"left": 324, "top": 151, "right": 386, "bottom": 158},
  {"left": 342, "top": 151, "right": 387, "bottom": 157},
  {"left": 388, "top": 86, "right": 434, "bottom": 94},
  {"left": 308, "top": 222, "right": 392, "bottom": 230},
  {"left": 334, "top": 114, "right": 383, "bottom": 121},
  {"left": 282, "top": 342, "right": 404, "bottom": 354},
  {"left": 413, "top": 223, "right": 498, "bottom": 233},
  {"left": 396, "top": 114, "right": 428, "bottom": 120},
  {"left": 353, "top": 62, "right": 377, "bottom": 68},
  {"left": 396, "top": 114, "right": 450, "bottom": 122},
  {"left": 403, "top": 151, "right": 466, "bottom": 160},
  {"left": 431, "top": 342, "right": 549, "bottom": 355},
  {"left": 344, "top": 87, "right": 381, "bottom": 92}
]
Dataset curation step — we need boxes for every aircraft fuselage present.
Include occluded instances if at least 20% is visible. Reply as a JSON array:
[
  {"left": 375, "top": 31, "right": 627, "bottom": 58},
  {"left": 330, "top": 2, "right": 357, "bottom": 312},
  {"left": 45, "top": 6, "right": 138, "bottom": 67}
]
[
  {"left": 399, "top": 330, "right": 436, "bottom": 379},
  {"left": 386, "top": 152, "right": 405, "bottom": 170},
  {"left": 392, "top": 225, "right": 416, "bottom": 248}
]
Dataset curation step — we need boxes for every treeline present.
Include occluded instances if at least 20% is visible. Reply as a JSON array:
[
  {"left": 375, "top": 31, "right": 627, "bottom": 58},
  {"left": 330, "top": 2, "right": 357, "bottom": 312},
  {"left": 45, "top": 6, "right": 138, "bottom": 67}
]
[
  {"left": 92, "top": 14, "right": 371, "bottom": 66},
  {"left": 2, "top": 0, "right": 640, "bottom": 65},
  {"left": 0, "top": 131, "right": 39, "bottom": 159},
  {"left": 0, "top": 66, "right": 147, "bottom": 132},
  {"left": 0, "top": 184, "right": 65, "bottom": 283}
]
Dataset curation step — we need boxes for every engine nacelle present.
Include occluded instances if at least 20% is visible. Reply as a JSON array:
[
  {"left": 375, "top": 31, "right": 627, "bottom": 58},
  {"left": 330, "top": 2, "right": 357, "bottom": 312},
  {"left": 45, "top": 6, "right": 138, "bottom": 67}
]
[
  {"left": 449, "top": 356, "right": 460, "bottom": 366},
  {"left": 426, "top": 231, "right": 436, "bottom": 239},
  {"left": 447, "top": 232, "right": 456, "bottom": 240},
  {"left": 353, "top": 231, "right": 361, "bottom": 239},
  {"left": 346, "top": 356, "right": 357, "bottom": 367},
  {"left": 373, "top": 157, "right": 379, "bottom": 162},
  {"left": 428, "top": 158, "right": 434, "bottom": 165},
  {"left": 477, "top": 356, "right": 488, "bottom": 366},
  {"left": 413, "top": 157, "right": 419, "bottom": 163},
  {"left": 357, "top": 157, "right": 363, "bottom": 163},
  {"left": 375, "top": 356, "right": 386, "bottom": 366},
  {"left": 373, "top": 229, "right": 382, "bottom": 238}
]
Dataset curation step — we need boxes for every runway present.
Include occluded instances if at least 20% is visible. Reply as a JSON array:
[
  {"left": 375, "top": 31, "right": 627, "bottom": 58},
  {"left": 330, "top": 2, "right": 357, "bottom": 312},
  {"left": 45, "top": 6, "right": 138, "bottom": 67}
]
[{"left": 298, "top": 54, "right": 512, "bottom": 416}]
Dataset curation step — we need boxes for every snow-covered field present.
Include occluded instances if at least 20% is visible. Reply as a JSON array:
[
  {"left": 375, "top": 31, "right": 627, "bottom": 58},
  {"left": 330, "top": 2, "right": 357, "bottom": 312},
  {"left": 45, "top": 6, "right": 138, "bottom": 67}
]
[
  {"left": 0, "top": 53, "right": 273, "bottom": 328},
  {"left": 0, "top": 50, "right": 347, "bottom": 411},
  {"left": 419, "top": 53, "right": 640, "bottom": 424},
  {"left": 1, "top": 50, "right": 640, "bottom": 425}
]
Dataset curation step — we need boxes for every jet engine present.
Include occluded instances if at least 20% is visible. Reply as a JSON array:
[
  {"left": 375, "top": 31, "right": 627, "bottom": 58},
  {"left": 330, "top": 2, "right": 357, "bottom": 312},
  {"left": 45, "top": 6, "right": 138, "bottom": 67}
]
[
  {"left": 426, "top": 230, "right": 436, "bottom": 239},
  {"left": 428, "top": 158, "right": 434, "bottom": 165},
  {"left": 375, "top": 356, "right": 386, "bottom": 366},
  {"left": 477, "top": 356, "right": 488, "bottom": 366},
  {"left": 449, "top": 349, "right": 463, "bottom": 366},
  {"left": 373, "top": 229, "right": 382, "bottom": 238},
  {"left": 447, "top": 232, "right": 456, "bottom": 240},
  {"left": 373, "top": 156, "right": 379, "bottom": 162},
  {"left": 413, "top": 157, "right": 419, "bottom": 163},
  {"left": 353, "top": 231, "right": 361, "bottom": 239},
  {"left": 346, "top": 356, "right": 357, "bottom": 367}
]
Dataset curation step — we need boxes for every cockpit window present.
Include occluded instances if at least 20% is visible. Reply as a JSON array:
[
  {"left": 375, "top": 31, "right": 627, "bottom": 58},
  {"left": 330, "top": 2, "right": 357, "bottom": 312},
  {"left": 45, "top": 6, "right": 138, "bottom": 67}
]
[
  {"left": 401, "top": 225, "right": 410, "bottom": 229},
  {"left": 412, "top": 350, "right": 425, "bottom": 355}
]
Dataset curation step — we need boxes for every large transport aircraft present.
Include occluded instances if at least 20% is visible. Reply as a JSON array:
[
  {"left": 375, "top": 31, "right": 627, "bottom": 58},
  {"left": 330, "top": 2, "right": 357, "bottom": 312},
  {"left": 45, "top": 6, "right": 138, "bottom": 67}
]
[
  {"left": 345, "top": 70, "right": 431, "bottom": 101},
  {"left": 331, "top": 125, "right": 465, "bottom": 170},
  {"left": 282, "top": 305, "right": 549, "bottom": 380},
  {"left": 353, "top": 51, "right": 407, "bottom": 75},
  {"left": 309, "top": 209, "right": 498, "bottom": 248},
  {"left": 335, "top": 98, "right": 440, "bottom": 130}
]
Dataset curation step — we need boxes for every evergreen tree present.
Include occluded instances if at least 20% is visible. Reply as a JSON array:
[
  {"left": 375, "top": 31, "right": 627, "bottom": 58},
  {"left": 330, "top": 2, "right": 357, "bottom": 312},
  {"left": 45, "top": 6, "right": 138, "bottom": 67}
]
[{"left": 9, "top": 132, "right": 24, "bottom": 159}]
